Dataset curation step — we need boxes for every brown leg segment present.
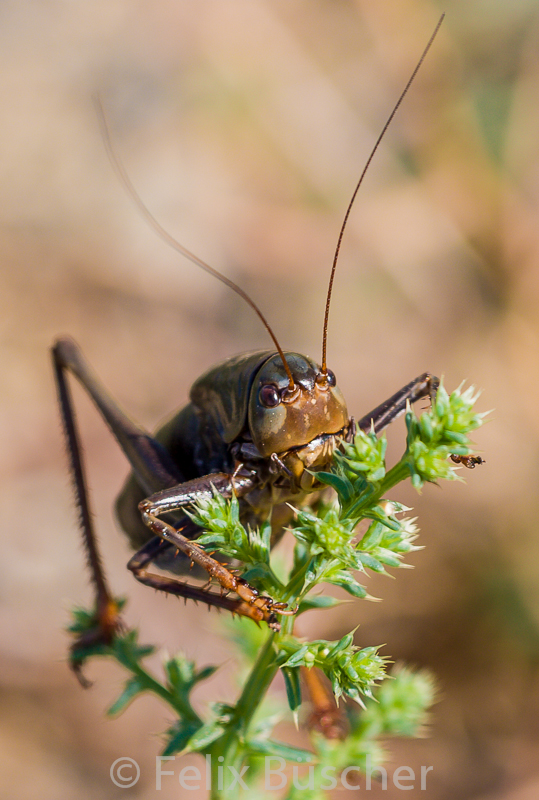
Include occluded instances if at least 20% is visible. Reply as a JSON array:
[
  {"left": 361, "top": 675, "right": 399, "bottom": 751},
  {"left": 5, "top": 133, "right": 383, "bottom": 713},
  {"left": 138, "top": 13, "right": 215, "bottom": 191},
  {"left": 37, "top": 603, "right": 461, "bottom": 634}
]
[
  {"left": 138, "top": 475, "right": 296, "bottom": 628},
  {"left": 357, "top": 373, "right": 439, "bottom": 434},
  {"left": 127, "top": 534, "right": 281, "bottom": 626},
  {"left": 52, "top": 338, "right": 190, "bottom": 683},
  {"left": 302, "top": 665, "right": 350, "bottom": 740},
  {"left": 52, "top": 342, "right": 124, "bottom": 683}
]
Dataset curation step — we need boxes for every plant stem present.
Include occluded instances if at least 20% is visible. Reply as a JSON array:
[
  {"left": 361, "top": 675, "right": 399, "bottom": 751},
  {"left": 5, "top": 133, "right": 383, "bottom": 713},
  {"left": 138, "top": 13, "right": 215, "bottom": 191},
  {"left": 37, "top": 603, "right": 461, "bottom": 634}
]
[
  {"left": 343, "top": 459, "right": 410, "bottom": 521},
  {"left": 208, "top": 631, "right": 276, "bottom": 796},
  {"left": 209, "top": 615, "right": 297, "bottom": 797},
  {"left": 283, "top": 557, "right": 313, "bottom": 602},
  {"left": 116, "top": 647, "right": 201, "bottom": 723}
]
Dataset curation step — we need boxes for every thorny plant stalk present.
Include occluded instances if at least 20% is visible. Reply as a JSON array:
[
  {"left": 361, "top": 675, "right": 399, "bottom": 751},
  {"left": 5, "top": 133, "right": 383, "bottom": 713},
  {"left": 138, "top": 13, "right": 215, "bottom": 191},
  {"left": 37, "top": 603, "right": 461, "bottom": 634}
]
[{"left": 69, "top": 382, "right": 485, "bottom": 798}]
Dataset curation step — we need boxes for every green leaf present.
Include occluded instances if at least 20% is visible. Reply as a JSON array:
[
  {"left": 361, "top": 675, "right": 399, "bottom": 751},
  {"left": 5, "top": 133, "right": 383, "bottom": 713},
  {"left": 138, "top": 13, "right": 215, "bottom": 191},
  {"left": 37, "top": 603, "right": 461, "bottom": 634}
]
[
  {"left": 162, "top": 721, "right": 201, "bottom": 757},
  {"left": 324, "top": 570, "right": 367, "bottom": 598},
  {"left": 358, "top": 522, "right": 384, "bottom": 551},
  {"left": 195, "top": 665, "right": 219, "bottom": 684},
  {"left": 282, "top": 667, "right": 302, "bottom": 712},
  {"left": 247, "top": 738, "right": 316, "bottom": 764},
  {"left": 356, "top": 552, "right": 386, "bottom": 573},
  {"left": 165, "top": 655, "right": 190, "bottom": 690},
  {"left": 282, "top": 645, "right": 312, "bottom": 669},
  {"left": 443, "top": 430, "right": 469, "bottom": 444},
  {"left": 184, "top": 719, "right": 226, "bottom": 752},
  {"left": 112, "top": 630, "right": 155, "bottom": 665},
  {"left": 374, "top": 550, "right": 401, "bottom": 568},
  {"left": 326, "top": 633, "right": 354, "bottom": 661},
  {"left": 297, "top": 595, "right": 344, "bottom": 614},
  {"left": 366, "top": 507, "right": 401, "bottom": 531},
  {"left": 316, "top": 471, "right": 354, "bottom": 502},
  {"left": 107, "top": 676, "right": 147, "bottom": 716}
]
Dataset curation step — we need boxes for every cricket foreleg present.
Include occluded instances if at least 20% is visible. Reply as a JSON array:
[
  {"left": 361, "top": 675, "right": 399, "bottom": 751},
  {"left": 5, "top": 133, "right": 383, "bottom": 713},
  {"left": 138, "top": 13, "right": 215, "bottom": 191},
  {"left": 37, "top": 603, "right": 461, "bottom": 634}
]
[
  {"left": 127, "top": 535, "right": 280, "bottom": 624},
  {"left": 356, "top": 373, "right": 483, "bottom": 470},
  {"left": 357, "top": 372, "right": 439, "bottom": 435},
  {"left": 138, "top": 473, "right": 296, "bottom": 629}
]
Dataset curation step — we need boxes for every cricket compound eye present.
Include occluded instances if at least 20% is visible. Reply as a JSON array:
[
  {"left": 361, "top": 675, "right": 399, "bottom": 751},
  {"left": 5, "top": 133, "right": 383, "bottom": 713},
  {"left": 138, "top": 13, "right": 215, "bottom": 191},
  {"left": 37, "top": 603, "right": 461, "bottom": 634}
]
[
  {"left": 316, "top": 368, "right": 336, "bottom": 388},
  {"left": 325, "top": 369, "right": 336, "bottom": 387},
  {"left": 259, "top": 384, "right": 280, "bottom": 408}
]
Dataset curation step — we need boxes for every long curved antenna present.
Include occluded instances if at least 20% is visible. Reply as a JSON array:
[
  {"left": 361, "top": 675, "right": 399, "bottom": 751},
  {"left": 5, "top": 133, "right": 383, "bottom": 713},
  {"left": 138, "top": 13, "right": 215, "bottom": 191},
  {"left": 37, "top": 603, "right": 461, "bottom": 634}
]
[
  {"left": 321, "top": 13, "right": 445, "bottom": 373},
  {"left": 94, "top": 99, "right": 296, "bottom": 391}
]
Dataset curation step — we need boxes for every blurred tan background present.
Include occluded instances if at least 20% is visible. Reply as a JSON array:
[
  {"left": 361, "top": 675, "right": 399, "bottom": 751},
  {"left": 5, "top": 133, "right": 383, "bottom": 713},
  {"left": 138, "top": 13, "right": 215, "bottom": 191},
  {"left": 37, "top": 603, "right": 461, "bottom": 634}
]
[{"left": 2, "top": 1, "right": 539, "bottom": 798}]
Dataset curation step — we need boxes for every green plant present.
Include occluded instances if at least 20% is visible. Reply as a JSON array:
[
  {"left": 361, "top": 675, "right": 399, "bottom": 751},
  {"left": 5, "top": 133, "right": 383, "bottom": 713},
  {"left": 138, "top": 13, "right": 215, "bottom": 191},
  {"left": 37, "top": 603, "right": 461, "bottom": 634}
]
[{"left": 69, "top": 382, "right": 484, "bottom": 798}]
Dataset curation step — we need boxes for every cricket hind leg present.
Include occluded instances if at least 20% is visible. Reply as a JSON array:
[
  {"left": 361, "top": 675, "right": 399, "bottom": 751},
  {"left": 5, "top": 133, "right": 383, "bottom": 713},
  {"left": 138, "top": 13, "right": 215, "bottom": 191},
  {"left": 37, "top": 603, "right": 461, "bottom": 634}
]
[
  {"left": 52, "top": 338, "right": 189, "bottom": 683},
  {"left": 302, "top": 665, "right": 349, "bottom": 740},
  {"left": 53, "top": 338, "right": 286, "bottom": 632}
]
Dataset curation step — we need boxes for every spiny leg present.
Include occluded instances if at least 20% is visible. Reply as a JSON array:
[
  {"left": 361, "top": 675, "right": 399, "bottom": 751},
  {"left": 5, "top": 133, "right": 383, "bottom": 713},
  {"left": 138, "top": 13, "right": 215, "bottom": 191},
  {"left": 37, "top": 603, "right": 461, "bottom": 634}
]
[
  {"left": 138, "top": 474, "right": 295, "bottom": 628},
  {"left": 53, "top": 344, "right": 123, "bottom": 684},
  {"left": 127, "top": 533, "right": 282, "bottom": 626},
  {"left": 131, "top": 533, "right": 338, "bottom": 734},
  {"left": 52, "top": 338, "right": 188, "bottom": 682}
]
